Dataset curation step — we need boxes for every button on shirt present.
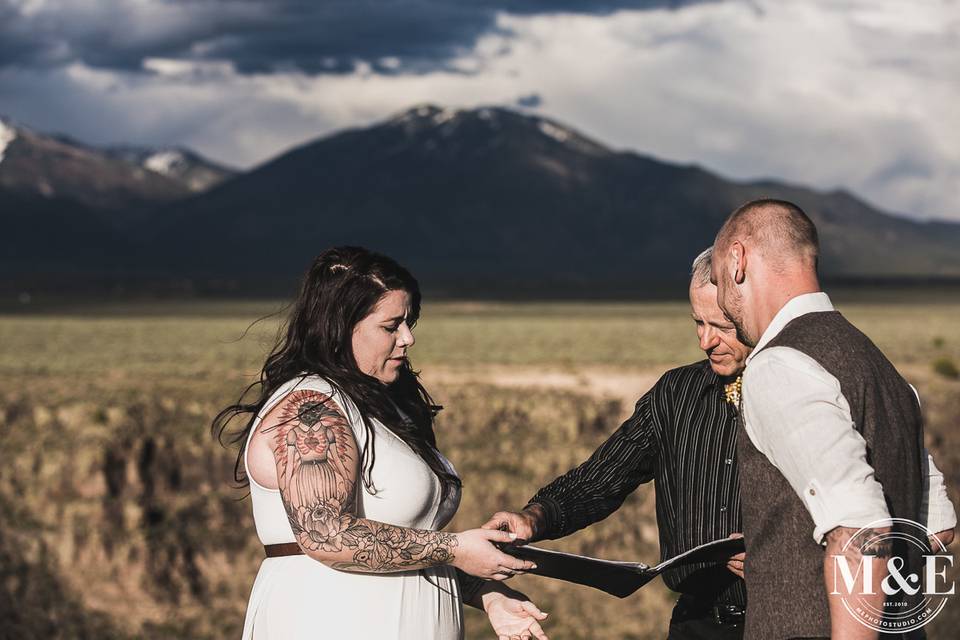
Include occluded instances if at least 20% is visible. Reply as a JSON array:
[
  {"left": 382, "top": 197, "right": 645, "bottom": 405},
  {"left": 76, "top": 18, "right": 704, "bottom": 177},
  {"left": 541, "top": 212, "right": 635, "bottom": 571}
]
[{"left": 742, "top": 292, "right": 956, "bottom": 543}]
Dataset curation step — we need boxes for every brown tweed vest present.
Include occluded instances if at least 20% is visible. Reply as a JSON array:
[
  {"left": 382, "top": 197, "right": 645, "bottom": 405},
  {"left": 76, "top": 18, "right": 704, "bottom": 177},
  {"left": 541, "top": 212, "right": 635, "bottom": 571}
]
[{"left": 738, "top": 311, "right": 924, "bottom": 639}]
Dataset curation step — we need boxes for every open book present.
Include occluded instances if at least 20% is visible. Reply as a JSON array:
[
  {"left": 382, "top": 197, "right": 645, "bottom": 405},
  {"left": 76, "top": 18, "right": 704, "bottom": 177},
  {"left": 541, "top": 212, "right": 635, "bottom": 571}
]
[{"left": 499, "top": 537, "right": 745, "bottom": 598}]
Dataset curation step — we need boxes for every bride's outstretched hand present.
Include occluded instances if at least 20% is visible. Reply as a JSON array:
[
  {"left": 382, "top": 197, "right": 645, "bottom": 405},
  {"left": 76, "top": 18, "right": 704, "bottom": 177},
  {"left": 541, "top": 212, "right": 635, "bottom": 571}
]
[{"left": 483, "top": 588, "right": 549, "bottom": 640}]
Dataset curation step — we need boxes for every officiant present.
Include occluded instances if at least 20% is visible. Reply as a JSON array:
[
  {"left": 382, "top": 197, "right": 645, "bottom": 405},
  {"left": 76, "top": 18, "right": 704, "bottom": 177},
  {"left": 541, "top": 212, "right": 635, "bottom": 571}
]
[{"left": 485, "top": 247, "right": 751, "bottom": 639}]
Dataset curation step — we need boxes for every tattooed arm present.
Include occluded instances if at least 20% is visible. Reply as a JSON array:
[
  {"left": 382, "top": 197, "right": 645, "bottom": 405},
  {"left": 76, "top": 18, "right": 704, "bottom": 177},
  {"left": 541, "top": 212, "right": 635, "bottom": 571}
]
[
  {"left": 284, "top": 429, "right": 296, "bottom": 495},
  {"left": 260, "top": 389, "right": 532, "bottom": 577},
  {"left": 823, "top": 525, "right": 891, "bottom": 640},
  {"left": 323, "top": 425, "right": 351, "bottom": 497}
]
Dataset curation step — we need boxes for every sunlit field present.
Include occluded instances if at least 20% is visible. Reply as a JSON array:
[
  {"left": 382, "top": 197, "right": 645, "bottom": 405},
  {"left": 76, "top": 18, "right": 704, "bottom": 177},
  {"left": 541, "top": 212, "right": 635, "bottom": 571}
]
[
  {"left": 2, "top": 299, "right": 958, "bottom": 639},
  {"left": 4, "top": 299, "right": 959, "bottom": 379}
]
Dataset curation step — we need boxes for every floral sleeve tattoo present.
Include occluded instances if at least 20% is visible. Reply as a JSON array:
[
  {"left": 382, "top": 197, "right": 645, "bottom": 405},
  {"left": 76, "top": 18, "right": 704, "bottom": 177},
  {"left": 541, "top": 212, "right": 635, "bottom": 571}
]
[{"left": 263, "top": 390, "right": 458, "bottom": 571}]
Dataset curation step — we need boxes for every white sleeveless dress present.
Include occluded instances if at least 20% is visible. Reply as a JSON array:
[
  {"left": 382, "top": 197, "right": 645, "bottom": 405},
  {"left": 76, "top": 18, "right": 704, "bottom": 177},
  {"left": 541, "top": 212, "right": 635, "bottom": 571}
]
[{"left": 240, "top": 376, "right": 464, "bottom": 640}]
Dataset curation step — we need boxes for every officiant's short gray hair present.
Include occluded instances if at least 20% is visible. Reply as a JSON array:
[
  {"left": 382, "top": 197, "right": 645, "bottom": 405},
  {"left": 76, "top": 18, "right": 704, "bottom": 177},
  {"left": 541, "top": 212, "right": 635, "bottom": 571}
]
[{"left": 691, "top": 247, "right": 713, "bottom": 288}]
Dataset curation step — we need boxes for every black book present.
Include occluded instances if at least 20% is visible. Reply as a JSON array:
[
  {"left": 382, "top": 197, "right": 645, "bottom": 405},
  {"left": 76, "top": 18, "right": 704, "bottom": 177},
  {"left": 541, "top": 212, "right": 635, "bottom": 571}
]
[{"left": 500, "top": 537, "right": 745, "bottom": 598}]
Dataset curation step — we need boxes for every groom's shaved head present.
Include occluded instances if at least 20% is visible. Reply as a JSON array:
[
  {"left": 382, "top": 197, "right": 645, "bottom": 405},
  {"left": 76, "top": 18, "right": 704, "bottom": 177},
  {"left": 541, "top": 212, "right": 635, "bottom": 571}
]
[{"left": 715, "top": 199, "right": 819, "bottom": 272}]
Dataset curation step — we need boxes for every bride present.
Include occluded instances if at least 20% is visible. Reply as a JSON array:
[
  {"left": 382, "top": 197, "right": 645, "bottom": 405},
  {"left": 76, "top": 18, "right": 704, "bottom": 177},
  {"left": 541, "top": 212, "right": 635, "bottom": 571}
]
[{"left": 214, "top": 246, "right": 549, "bottom": 640}]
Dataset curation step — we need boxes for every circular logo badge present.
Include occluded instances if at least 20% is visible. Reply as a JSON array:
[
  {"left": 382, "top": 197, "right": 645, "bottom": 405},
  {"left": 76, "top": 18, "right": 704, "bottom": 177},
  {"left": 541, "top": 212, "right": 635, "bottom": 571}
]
[{"left": 831, "top": 518, "right": 954, "bottom": 633}]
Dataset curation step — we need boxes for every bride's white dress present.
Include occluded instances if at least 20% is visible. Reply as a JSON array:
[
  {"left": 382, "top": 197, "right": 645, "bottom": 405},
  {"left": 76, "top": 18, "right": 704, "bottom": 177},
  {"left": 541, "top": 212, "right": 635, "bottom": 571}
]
[{"left": 240, "top": 376, "right": 463, "bottom": 640}]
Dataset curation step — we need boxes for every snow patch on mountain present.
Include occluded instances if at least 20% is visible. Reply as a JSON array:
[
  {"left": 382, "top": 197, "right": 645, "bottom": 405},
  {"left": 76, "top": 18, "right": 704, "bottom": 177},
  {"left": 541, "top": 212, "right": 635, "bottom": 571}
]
[
  {"left": 538, "top": 120, "right": 570, "bottom": 143},
  {"left": 432, "top": 108, "right": 458, "bottom": 125},
  {"left": 144, "top": 150, "right": 185, "bottom": 176},
  {"left": 0, "top": 120, "right": 17, "bottom": 165}
]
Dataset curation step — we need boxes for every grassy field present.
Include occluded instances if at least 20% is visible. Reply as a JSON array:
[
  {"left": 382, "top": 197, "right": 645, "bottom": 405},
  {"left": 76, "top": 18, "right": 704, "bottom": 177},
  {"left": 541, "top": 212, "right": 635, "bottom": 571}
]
[
  {"left": 1, "top": 298, "right": 958, "bottom": 639},
  {"left": 3, "top": 298, "right": 959, "bottom": 377}
]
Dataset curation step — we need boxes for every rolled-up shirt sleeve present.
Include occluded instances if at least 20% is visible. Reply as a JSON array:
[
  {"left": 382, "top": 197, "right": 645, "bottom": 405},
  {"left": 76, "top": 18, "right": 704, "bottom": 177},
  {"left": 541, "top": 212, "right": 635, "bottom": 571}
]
[
  {"left": 742, "top": 346, "right": 891, "bottom": 544},
  {"left": 908, "top": 386, "right": 958, "bottom": 534},
  {"left": 922, "top": 450, "right": 958, "bottom": 534}
]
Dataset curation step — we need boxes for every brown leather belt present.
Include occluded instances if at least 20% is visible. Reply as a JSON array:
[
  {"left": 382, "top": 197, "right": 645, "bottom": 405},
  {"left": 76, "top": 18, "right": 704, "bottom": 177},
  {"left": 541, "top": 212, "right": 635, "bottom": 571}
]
[{"left": 265, "top": 543, "right": 305, "bottom": 558}]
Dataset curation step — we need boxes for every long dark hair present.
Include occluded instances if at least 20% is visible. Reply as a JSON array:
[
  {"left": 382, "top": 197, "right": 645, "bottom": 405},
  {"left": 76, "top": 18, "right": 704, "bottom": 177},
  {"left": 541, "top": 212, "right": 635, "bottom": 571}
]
[{"left": 212, "top": 246, "right": 460, "bottom": 499}]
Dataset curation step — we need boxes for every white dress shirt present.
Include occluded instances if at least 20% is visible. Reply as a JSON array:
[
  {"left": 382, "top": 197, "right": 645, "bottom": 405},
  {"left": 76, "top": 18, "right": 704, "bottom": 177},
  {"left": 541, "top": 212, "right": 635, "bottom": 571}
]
[{"left": 742, "top": 292, "right": 957, "bottom": 543}]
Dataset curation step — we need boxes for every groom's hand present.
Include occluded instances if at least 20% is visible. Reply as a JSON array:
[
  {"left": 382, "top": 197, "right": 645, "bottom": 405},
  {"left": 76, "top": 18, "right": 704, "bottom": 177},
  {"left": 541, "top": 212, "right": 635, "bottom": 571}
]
[
  {"left": 482, "top": 505, "right": 546, "bottom": 543},
  {"left": 726, "top": 532, "right": 745, "bottom": 579},
  {"left": 929, "top": 528, "right": 955, "bottom": 549}
]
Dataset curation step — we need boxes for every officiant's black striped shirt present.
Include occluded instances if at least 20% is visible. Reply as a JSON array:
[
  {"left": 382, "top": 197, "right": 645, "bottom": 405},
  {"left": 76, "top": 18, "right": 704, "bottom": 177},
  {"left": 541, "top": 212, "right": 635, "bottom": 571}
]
[{"left": 528, "top": 360, "right": 746, "bottom": 607}]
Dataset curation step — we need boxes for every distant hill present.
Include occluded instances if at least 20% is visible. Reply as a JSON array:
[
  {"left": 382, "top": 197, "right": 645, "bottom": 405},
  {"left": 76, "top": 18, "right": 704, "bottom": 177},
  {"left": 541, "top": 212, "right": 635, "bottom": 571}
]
[
  {"left": 104, "top": 146, "right": 235, "bottom": 194},
  {"left": 0, "top": 116, "right": 235, "bottom": 280},
  {"left": 0, "top": 117, "right": 233, "bottom": 213},
  {"left": 0, "top": 118, "right": 184, "bottom": 213},
  {"left": 3, "top": 107, "right": 959, "bottom": 294}
]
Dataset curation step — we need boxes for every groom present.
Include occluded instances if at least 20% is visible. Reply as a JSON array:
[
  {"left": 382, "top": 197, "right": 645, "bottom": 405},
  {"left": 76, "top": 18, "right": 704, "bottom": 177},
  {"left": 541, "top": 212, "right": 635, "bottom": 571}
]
[{"left": 711, "top": 198, "right": 955, "bottom": 639}]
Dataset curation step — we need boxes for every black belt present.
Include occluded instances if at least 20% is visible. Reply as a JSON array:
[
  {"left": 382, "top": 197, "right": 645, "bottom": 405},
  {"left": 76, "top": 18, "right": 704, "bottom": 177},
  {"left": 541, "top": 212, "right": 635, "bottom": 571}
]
[{"left": 673, "top": 594, "right": 745, "bottom": 626}]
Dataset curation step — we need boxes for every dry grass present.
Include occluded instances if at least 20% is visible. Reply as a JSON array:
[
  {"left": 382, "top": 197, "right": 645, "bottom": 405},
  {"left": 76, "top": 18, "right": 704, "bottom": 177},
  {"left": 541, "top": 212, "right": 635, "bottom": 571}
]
[
  {"left": 1, "top": 299, "right": 958, "bottom": 639},
  {"left": 3, "top": 299, "right": 958, "bottom": 379}
]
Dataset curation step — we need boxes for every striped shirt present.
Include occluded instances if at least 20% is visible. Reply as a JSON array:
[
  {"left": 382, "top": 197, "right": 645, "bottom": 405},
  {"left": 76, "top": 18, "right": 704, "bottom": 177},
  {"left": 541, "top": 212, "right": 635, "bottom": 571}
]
[{"left": 529, "top": 360, "right": 746, "bottom": 607}]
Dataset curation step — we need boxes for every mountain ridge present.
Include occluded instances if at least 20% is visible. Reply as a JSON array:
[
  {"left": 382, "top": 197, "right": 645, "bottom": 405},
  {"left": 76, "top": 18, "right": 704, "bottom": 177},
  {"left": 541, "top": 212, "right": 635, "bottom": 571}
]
[
  {"left": 0, "top": 117, "right": 235, "bottom": 212},
  {"left": 144, "top": 105, "right": 960, "bottom": 289},
  {"left": 3, "top": 106, "right": 959, "bottom": 294}
]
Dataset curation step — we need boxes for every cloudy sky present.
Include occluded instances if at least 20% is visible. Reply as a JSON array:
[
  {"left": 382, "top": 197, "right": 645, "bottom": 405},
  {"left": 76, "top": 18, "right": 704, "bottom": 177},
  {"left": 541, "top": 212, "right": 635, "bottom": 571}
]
[{"left": 1, "top": 0, "right": 957, "bottom": 220}]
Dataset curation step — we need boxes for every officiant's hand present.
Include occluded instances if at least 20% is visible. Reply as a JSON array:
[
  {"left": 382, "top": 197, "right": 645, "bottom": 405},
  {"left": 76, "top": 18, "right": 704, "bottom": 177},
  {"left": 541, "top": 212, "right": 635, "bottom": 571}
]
[
  {"left": 482, "top": 505, "right": 546, "bottom": 542},
  {"left": 726, "top": 532, "right": 745, "bottom": 579}
]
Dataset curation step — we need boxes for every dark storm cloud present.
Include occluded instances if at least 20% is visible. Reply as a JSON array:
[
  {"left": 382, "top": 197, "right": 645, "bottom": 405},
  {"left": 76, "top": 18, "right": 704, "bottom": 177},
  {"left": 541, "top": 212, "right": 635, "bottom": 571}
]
[{"left": 0, "top": 0, "right": 709, "bottom": 75}]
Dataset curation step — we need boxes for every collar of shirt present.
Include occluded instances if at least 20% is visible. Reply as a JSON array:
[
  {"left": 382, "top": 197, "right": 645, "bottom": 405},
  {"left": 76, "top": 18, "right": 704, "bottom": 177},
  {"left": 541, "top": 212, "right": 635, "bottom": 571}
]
[
  {"left": 745, "top": 291, "right": 834, "bottom": 366},
  {"left": 700, "top": 359, "right": 720, "bottom": 384}
]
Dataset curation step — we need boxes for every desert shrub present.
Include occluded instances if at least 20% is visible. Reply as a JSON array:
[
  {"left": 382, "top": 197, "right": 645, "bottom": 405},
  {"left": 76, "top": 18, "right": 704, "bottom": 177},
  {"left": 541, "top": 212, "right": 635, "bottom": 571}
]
[{"left": 933, "top": 357, "right": 959, "bottom": 380}]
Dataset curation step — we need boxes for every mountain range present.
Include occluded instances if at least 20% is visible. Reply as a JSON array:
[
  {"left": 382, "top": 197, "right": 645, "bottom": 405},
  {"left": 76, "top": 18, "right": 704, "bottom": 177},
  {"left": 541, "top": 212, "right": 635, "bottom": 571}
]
[{"left": 2, "top": 106, "right": 958, "bottom": 296}]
